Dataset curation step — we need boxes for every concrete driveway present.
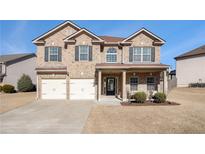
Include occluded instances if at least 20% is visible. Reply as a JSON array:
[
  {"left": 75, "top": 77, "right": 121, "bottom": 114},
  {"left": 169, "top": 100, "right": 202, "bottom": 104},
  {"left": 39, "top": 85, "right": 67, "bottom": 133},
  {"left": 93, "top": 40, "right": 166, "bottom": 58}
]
[{"left": 0, "top": 100, "right": 93, "bottom": 134}]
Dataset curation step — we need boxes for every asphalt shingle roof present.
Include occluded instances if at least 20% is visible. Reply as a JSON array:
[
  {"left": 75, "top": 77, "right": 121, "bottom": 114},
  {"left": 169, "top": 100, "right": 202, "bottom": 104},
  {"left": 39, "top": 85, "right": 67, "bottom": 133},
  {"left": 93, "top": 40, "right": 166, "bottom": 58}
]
[
  {"left": 0, "top": 53, "right": 35, "bottom": 63},
  {"left": 175, "top": 45, "right": 205, "bottom": 60}
]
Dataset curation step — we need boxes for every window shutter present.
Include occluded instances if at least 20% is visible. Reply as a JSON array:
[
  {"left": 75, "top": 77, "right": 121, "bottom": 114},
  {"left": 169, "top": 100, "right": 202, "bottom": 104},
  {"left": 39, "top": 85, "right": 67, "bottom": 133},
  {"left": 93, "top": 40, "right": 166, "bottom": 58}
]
[
  {"left": 58, "top": 47, "right": 62, "bottom": 62},
  {"left": 129, "top": 47, "right": 133, "bottom": 62},
  {"left": 89, "top": 46, "right": 92, "bottom": 61},
  {"left": 151, "top": 47, "right": 155, "bottom": 62},
  {"left": 45, "top": 47, "right": 49, "bottom": 62},
  {"left": 75, "top": 46, "right": 79, "bottom": 61}
]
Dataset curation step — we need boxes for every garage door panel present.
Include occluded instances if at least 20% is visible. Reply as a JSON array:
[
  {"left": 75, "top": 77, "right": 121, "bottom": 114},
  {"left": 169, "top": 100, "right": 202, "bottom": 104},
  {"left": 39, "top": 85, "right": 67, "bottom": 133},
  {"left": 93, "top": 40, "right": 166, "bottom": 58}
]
[
  {"left": 41, "top": 79, "right": 67, "bottom": 100},
  {"left": 70, "top": 79, "right": 95, "bottom": 100}
]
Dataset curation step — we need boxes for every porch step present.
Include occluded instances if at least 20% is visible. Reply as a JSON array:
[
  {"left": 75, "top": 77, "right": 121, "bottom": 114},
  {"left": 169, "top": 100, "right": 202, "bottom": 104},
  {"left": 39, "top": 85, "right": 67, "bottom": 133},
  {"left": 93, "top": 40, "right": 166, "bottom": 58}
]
[{"left": 98, "top": 97, "right": 122, "bottom": 105}]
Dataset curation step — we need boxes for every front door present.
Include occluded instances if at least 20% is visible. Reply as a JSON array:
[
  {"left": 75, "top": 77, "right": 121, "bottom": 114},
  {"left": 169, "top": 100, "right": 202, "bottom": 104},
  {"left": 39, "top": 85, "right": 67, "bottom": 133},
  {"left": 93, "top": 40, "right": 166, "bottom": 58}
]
[{"left": 106, "top": 77, "right": 115, "bottom": 95}]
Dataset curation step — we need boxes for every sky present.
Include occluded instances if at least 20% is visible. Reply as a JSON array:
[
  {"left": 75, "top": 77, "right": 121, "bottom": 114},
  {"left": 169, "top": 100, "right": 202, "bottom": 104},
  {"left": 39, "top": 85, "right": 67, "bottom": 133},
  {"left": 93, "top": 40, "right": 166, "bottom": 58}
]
[{"left": 1, "top": 20, "right": 205, "bottom": 69}]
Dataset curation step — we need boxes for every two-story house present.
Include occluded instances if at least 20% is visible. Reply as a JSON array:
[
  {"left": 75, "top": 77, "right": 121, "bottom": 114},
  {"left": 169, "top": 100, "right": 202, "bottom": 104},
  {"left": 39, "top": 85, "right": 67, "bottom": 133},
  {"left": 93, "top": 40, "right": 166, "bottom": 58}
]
[{"left": 33, "top": 21, "right": 169, "bottom": 101}]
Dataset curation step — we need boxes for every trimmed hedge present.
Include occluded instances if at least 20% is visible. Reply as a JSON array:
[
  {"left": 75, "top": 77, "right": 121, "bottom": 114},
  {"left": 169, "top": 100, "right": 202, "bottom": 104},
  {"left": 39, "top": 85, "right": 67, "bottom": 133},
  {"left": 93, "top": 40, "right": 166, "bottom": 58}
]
[
  {"left": 189, "top": 83, "right": 205, "bottom": 88},
  {"left": 153, "top": 92, "right": 166, "bottom": 103},
  {"left": 0, "top": 85, "right": 2, "bottom": 92},
  {"left": 134, "top": 92, "right": 146, "bottom": 103},
  {"left": 17, "top": 74, "right": 34, "bottom": 92},
  {"left": 2, "top": 84, "right": 16, "bottom": 93}
]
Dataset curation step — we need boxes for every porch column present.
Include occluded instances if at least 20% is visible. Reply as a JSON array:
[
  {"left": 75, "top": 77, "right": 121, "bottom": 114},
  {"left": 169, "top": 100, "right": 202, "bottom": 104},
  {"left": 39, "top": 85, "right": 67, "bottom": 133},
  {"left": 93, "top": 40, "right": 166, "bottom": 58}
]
[
  {"left": 122, "top": 70, "right": 127, "bottom": 101},
  {"left": 163, "top": 70, "right": 168, "bottom": 94},
  {"left": 97, "top": 70, "right": 102, "bottom": 101}
]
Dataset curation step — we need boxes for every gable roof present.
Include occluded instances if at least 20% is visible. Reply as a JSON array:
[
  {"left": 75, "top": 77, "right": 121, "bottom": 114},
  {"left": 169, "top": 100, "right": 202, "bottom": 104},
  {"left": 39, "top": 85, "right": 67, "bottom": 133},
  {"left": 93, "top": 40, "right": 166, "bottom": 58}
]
[
  {"left": 63, "top": 28, "right": 104, "bottom": 42},
  {"left": 121, "top": 28, "right": 165, "bottom": 44},
  {"left": 99, "top": 36, "right": 125, "bottom": 42},
  {"left": 32, "top": 21, "right": 81, "bottom": 44},
  {"left": 0, "top": 53, "right": 36, "bottom": 63},
  {"left": 175, "top": 45, "right": 205, "bottom": 60}
]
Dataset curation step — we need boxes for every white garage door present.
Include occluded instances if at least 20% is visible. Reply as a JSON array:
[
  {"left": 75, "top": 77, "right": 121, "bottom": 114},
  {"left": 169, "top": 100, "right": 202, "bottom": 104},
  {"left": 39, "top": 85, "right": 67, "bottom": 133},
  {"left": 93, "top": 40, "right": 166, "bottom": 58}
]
[
  {"left": 41, "top": 79, "right": 67, "bottom": 100},
  {"left": 70, "top": 79, "right": 95, "bottom": 100}
]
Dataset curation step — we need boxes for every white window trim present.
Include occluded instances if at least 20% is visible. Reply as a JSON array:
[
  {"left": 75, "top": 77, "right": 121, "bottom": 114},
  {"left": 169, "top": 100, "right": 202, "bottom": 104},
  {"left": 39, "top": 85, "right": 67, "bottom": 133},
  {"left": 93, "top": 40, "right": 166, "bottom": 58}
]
[
  {"left": 48, "top": 47, "right": 59, "bottom": 62},
  {"left": 132, "top": 47, "right": 152, "bottom": 63},
  {"left": 79, "top": 45, "right": 89, "bottom": 61},
  {"left": 130, "top": 76, "right": 139, "bottom": 92},
  {"left": 106, "top": 48, "right": 117, "bottom": 63}
]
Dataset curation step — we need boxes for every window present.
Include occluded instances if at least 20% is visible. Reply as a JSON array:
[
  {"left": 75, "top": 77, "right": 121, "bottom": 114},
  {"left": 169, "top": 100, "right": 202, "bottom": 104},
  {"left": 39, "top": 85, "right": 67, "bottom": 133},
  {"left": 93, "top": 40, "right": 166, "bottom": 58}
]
[
  {"left": 45, "top": 47, "right": 61, "bottom": 62},
  {"left": 147, "top": 77, "right": 156, "bottom": 91},
  {"left": 79, "top": 45, "right": 89, "bottom": 61},
  {"left": 106, "top": 48, "right": 117, "bottom": 63},
  {"left": 132, "top": 47, "right": 152, "bottom": 62},
  {"left": 49, "top": 47, "right": 59, "bottom": 61},
  {"left": 143, "top": 47, "right": 151, "bottom": 62},
  {"left": 130, "top": 77, "right": 138, "bottom": 91},
  {"left": 133, "top": 47, "right": 141, "bottom": 62}
]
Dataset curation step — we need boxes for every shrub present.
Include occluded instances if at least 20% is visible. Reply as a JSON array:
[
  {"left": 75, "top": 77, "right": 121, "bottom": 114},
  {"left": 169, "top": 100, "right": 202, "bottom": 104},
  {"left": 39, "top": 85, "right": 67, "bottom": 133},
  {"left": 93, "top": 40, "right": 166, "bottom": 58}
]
[
  {"left": 189, "top": 83, "right": 205, "bottom": 88},
  {"left": 0, "top": 85, "right": 2, "bottom": 92},
  {"left": 2, "top": 84, "right": 15, "bottom": 93},
  {"left": 17, "top": 74, "right": 34, "bottom": 92},
  {"left": 153, "top": 92, "right": 166, "bottom": 103},
  {"left": 134, "top": 92, "right": 146, "bottom": 103}
]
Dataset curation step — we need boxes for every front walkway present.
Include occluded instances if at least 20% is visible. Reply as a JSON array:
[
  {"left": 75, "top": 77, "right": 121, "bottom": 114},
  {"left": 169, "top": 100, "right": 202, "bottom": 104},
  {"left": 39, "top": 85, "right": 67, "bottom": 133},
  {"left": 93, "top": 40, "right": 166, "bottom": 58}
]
[
  {"left": 0, "top": 100, "right": 94, "bottom": 134},
  {"left": 98, "top": 96, "right": 122, "bottom": 106}
]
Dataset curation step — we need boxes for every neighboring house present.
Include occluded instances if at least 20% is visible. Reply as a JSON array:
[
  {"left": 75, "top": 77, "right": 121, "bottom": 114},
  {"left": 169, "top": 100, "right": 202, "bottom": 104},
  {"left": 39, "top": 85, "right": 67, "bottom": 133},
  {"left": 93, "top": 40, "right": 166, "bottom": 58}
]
[
  {"left": 33, "top": 21, "right": 169, "bottom": 101},
  {"left": 169, "top": 70, "right": 176, "bottom": 80},
  {"left": 0, "top": 53, "right": 36, "bottom": 89},
  {"left": 175, "top": 45, "right": 205, "bottom": 87}
]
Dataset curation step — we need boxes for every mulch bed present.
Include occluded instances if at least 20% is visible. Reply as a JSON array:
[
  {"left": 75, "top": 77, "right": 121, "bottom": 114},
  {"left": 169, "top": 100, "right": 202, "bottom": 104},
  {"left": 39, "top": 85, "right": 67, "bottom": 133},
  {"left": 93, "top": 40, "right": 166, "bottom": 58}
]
[{"left": 121, "top": 100, "right": 180, "bottom": 106}]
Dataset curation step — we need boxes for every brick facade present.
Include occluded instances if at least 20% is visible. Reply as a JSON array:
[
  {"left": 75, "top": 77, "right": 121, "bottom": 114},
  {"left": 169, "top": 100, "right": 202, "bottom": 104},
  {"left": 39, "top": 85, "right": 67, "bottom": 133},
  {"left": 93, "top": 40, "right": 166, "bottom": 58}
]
[{"left": 34, "top": 22, "right": 167, "bottom": 100}]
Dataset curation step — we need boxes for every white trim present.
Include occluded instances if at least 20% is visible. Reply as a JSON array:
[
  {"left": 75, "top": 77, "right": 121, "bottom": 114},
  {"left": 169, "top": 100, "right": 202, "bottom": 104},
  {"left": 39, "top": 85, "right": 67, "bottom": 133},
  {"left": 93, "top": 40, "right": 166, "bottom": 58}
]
[
  {"left": 64, "top": 28, "right": 104, "bottom": 42},
  {"left": 32, "top": 21, "right": 81, "bottom": 43},
  {"left": 121, "top": 28, "right": 165, "bottom": 43}
]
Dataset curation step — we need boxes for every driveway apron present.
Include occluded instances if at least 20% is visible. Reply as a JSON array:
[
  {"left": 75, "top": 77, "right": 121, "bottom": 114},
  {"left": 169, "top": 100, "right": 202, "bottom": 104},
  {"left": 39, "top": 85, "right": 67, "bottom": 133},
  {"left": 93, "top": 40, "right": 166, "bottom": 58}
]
[{"left": 0, "top": 100, "right": 94, "bottom": 134}]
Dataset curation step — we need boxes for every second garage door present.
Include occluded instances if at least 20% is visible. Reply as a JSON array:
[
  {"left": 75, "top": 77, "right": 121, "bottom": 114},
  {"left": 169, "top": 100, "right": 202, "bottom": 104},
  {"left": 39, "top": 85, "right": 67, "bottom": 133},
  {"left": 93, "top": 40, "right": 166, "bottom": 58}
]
[{"left": 70, "top": 79, "right": 95, "bottom": 100}]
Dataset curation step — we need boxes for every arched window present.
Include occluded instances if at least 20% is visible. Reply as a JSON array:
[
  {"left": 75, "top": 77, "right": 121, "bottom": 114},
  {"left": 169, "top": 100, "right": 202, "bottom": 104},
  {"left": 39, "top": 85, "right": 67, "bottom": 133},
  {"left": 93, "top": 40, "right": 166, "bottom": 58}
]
[{"left": 106, "top": 48, "right": 117, "bottom": 63}]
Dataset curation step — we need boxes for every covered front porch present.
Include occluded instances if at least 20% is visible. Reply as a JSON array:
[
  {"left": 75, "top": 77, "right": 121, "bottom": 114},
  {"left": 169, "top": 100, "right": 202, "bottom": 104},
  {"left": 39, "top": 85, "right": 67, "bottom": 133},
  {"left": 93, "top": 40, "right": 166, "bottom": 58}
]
[{"left": 96, "top": 63, "right": 169, "bottom": 101}]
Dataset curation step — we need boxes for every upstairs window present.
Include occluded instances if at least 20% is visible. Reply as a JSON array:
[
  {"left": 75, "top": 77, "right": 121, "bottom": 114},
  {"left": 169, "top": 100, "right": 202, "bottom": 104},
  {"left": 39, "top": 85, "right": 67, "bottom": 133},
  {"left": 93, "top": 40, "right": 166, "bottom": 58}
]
[
  {"left": 129, "top": 47, "right": 154, "bottom": 63},
  {"left": 143, "top": 47, "right": 152, "bottom": 62},
  {"left": 79, "top": 45, "right": 89, "bottom": 61},
  {"left": 106, "top": 48, "right": 117, "bottom": 63},
  {"left": 133, "top": 47, "right": 141, "bottom": 62},
  {"left": 75, "top": 45, "right": 92, "bottom": 61},
  {"left": 45, "top": 47, "right": 62, "bottom": 62}
]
